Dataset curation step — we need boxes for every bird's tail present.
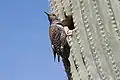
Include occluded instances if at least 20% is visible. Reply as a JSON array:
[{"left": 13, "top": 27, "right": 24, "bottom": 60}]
[
  {"left": 53, "top": 50, "right": 56, "bottom": 62},
  {"left": 62, "top": 58, "right": 72, "bottom": 80},
  {"left": 58, "top": 55, "right": 60, "bottom": 62}
]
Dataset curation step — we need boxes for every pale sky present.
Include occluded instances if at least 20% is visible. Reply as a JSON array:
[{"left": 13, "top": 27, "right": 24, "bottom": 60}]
[{"left": 0, "top": 0, "right": 67, "bottom": 80}]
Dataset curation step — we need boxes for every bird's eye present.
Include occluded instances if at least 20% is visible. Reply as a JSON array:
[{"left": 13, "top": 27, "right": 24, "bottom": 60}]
[{"left": 52, "top": 14, "right": 55, "bottom": 16}]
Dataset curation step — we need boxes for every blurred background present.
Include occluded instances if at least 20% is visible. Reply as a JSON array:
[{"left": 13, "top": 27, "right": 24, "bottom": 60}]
[{"left": 0, "top": 0, "right": 66, "bottom": 80}]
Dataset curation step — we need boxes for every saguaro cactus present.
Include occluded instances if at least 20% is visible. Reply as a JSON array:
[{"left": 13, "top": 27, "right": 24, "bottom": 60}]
[{"left": 49, "top": 0, "right": 120, "bottom": 80}]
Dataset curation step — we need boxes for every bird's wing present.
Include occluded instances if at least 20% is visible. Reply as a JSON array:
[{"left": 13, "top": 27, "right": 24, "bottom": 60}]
[{"left": 49, "top": 24, "right": 62, "bottom": 62}]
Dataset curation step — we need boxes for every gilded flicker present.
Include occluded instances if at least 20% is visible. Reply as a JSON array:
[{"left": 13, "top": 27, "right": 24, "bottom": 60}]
[{"left": 45, "top": 12, "right": 70, "bottom": 62}]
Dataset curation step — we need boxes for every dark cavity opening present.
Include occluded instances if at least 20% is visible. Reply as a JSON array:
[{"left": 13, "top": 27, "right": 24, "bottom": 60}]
[{"left": 62, "top": 13, "right": 75, "bottom": 30}]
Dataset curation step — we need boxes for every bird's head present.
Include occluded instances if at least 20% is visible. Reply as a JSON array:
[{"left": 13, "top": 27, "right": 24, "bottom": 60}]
[{"left": 44, "top": 12, "right": 58, "bottom": 24}]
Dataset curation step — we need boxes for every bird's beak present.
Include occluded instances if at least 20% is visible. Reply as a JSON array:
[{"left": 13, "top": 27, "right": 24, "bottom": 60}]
[{"left": 44, "top": 11, "right": 49, "bottom": 16}]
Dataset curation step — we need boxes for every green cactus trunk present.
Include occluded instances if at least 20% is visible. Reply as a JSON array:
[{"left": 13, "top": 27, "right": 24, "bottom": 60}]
[{"left": 49, "top": 0, "right": 120, "bottom": 80}]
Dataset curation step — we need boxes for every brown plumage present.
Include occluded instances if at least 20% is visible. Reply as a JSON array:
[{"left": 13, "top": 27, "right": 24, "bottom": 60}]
[
  {"left": 45, "top": 12, "right": 70, "bottom": 62},
  {"left": 45, "top": 12, "right": 73, "bottom": 80}
]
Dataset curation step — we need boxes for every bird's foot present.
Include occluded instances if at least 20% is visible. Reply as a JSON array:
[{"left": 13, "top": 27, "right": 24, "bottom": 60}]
[
  {"left": 63, "top": 26, "right": 73, "bottom": 36},
  {"left": 66, "top": 30, "right": 72, "bottom": 36}
]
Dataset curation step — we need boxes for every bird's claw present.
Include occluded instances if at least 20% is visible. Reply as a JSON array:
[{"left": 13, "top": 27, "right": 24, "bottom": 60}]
[
  {"left": 67, "top": 30, "right": 72, "bottom": 36},
  {"left": 64, "top": 26, "right": 73, "bottom": 36}
]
